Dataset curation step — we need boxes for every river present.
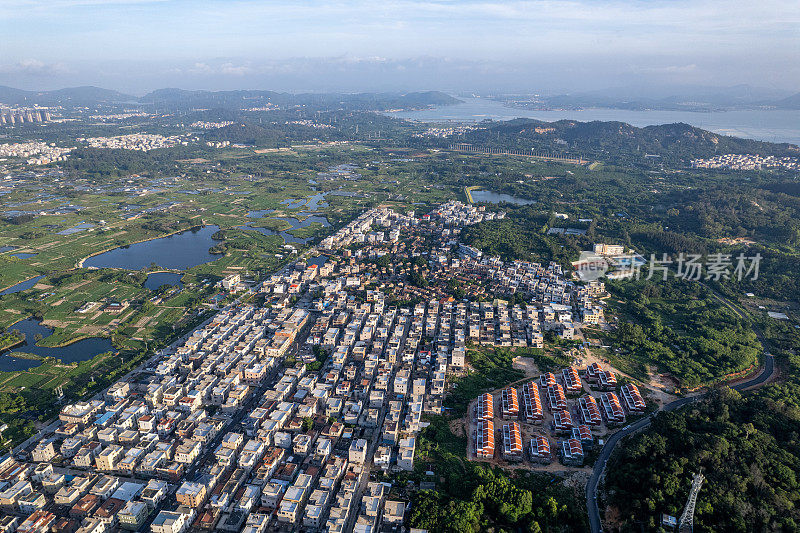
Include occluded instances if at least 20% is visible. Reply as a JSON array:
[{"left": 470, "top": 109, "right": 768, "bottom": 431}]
[{"left": 388, "top": 98, "right": 800, "bottom": 145}]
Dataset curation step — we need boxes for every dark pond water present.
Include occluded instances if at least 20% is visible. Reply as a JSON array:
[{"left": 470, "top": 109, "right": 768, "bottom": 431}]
[
  {"left": 280, "top": 192, "right": 329, "bottom": 210},
  {"left": 246, "top": 209, "right": 276, "bottom": 218},
  {"left": 307, "top": 255, "right": 328, "bottom": 267},
  {"left": 144, "top": 272, "right": 184, "bottom": 290},
  {"left": 84, "top": 225, "right": 222, "bottom": 270},
  {"left": 0, "top": 318, "right": 115, "bottom": 372},
  {"left": 10, "top": 253, "right": 37, "bottom": 259},
  {"left": 0, "top": 246, "right": 17, "bottom": 253},
  {"left": 58, "top": 222, "right": 95, "bottom": 235},
  {"left": 242, "top": 215, "right": 331, "bottom": 245},
  {"left": 470, "top": 190, "right": 535, "bottom": 205},
  {"left": 1, "top": 275, "right": 45, "bottom": 296}
]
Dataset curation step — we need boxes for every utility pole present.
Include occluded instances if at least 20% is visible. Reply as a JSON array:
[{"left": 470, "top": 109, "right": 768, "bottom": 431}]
[{"left": 679, "top": 472, "right": 704, "bottom": 533}]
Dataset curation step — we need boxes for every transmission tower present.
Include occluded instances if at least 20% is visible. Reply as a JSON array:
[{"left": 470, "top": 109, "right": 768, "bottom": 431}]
[{"left": 678, "top": 472, "right": 704, "bottom": 533}]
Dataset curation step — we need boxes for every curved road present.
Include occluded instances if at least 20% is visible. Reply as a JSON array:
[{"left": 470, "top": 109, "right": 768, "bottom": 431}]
[{"left": 586, "top": 288, "right": 774, "bottom": 533}]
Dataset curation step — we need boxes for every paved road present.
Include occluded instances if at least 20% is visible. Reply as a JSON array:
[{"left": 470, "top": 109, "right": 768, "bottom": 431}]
[{"left": 586, "top": 288, "right": 774, "bottom": 533}]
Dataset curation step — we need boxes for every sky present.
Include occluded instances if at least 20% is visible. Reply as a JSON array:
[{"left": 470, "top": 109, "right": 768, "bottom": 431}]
[{"left": 0, "top": 0, "right": 798, "bottom": 95}]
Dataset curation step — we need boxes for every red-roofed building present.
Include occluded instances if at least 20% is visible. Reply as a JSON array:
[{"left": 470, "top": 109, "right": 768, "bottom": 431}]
[
  {"left": 598, "top": 370, "right": 617, "bottom": 391},
  {"left": 547, "top": 384, "right": 567, "bottom": 411},
  {"left": 501, "top": 387, "right": 519, "bottom": 419},
  {"left": 17, "top": 511, "right": 55, "bottom": 533},
  {"left": 562, "top": 366, "right": 582, "bottom": 394},
  {"left": 540, "top": 373, "right": 557, "bottom": 388},
  {"left": 521, "top": 382, "right": 543, "bottom": 423},
  {"left": 561, "top": 438, "right": 584, "bottom": 467},
  {"left": 502, "top": 422, "right": 523, "bottom": 461},
  {"left": 529, "top": 435, "right": 551, "bottom": 464},
  {"left": 579, "top": 395, "right": 602, "bottom": 426},
  {"left": 601, "top": 392, "right": 626, "bottom": 425},
  {"left": 572, "top": 424, "right": 593, "bottom": 449},
  {"left": 621, "top": 383, "right": 646, "bottom": 413},
  {"left": 475, "top": 419, "right": 495, "bottom": 459},
  {"left": 585, "top": 362, "right": 603, "bottom": 382},
  {"left": 475, "top": 393, "right": 494, "bottom": 422},
  {"left": 552, "top": 409, "right": 573, "bottom": 433}
]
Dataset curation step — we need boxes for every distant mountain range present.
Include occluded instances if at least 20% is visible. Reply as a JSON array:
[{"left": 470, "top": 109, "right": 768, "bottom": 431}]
[
  {"left": 2, "top": 83, "right": 797, "bottom": 111},
  {"left": 0, "top": 85, "right": 460, "bottom": 111},
  {"left": 504, "top": 84, "right": 800, "bottom": 111},
  {"left": 777, "top": 92, "right": 800, "bottom": 109}
]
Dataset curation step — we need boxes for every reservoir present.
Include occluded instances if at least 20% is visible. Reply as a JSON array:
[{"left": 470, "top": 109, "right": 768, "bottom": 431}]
[
  {"left": 84, "top": 225, "right": 222, "bottom": 270},
  {"left": 0, "top": 318, "right": 115, "bottom": 372},
  {"left": 470, "top": 190, "right": 535, "bottom": 205}
]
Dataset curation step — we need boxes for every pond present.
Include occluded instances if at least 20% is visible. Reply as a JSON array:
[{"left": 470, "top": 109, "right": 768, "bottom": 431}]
[
  {"left": 10, "top": 253, "right": 37, "bottom": 259},
  {"left": 0, "top": 275, "right": 45, "bottom": 296},
  {"left": 84, "top": 225, "right": 222, "bottom": 270},
  {"left": 280, "top": 191, "right": 329, "bottom": 210},
  {"left": 470, "top": 189, "right": 535, "bottom": 205},
  {"left": 58, "top": 222, "right": 95, "bottom": 235},
  {"left": 307, "top": 255, "right": 328, "bottom": 267},
  {"left": 241, "top": 215, "right": 331, "bottom": 245},
  {"left": 144, "top": 272, "right": 184, "bottom": 290},
  {"left": 246, "top": 209, "right": 276, "bottom": 218},
  {"left": 0, "top": 318, "right": 115, "bottom": 372}
]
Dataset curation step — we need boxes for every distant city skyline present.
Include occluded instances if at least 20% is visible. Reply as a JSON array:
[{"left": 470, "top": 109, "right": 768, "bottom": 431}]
[{"left": 1, "top": 0, "right": 798, "bottom": 94}]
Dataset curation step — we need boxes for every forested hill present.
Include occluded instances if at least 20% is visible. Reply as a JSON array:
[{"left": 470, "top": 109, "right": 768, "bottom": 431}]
[
  {"left": 439, "top": 118, "right": 799, "bottom": 161},
  {"left": 0, "top": 85, "right": 134, "bottom": 106}
]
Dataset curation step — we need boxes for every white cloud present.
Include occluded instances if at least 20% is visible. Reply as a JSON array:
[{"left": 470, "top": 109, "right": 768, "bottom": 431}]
[{"left": 0, "top": 59, "right": 71, "bottom": 76}]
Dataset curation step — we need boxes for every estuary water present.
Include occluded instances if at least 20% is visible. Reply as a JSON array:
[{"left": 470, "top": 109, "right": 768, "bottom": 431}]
[{"left": 388, "top": 98, "right": 800, "bottom": 145}]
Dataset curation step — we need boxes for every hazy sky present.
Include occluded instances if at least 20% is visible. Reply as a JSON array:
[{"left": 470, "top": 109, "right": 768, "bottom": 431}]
[{"left": 0, "top": 0, "right": 798, "bottom": 94}]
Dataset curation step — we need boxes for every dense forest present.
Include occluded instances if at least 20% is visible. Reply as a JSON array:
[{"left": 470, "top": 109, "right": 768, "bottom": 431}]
[
  {"left": 605, "top": 386, "right": 800, "bottom": 532},
  {"left": 606, "top": 278, "right": 760, "bottom": 387}
]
